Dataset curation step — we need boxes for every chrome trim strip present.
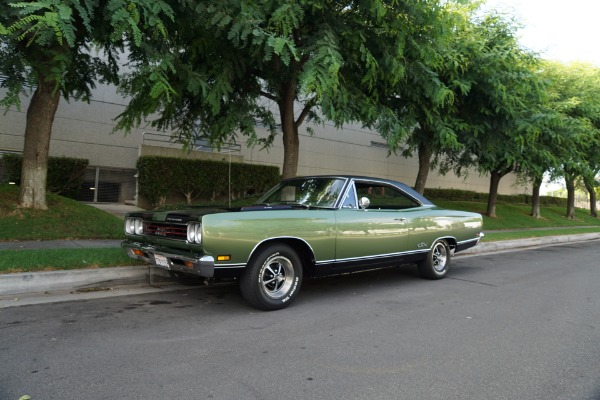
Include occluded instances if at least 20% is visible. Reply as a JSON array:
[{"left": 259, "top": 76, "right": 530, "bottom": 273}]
[
  {"left": 315, "top": 249, "right": 429, "bottom": 265},
  {"left": 350, "top": 177, "right": 425, "bottom": 207},
  {"left": 457, "top": 237, "right": 480, "bottom": 245},
  {"left": 214, "top": 264, "right": 246, "bottom": 269},
  {"left": 247, "top": 236, "right": 317, "bottom": 264}
]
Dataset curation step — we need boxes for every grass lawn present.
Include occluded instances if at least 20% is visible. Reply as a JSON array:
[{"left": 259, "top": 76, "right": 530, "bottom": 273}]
[
  {"left": 0, "top": 183, "right": 598, "bottom": 273},
  {"left": 0, "top": 248, "right": 144, "bottom": 274},
  {"left": 483, "top": 227, "right": 600, "bottom": 242},
  {"left": 434, "top": 200, "right": 600, "bottom": 231},
  {"left": 0, "top": 184, "right": 124, "bottom": 241}
]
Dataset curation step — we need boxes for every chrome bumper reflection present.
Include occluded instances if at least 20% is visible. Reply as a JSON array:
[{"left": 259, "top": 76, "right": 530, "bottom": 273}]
[{"left": 122, "top": 241, "right": 215, "bottom": 278}]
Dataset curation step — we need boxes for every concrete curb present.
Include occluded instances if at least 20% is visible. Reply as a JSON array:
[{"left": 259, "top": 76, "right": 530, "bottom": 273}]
[
  {"left": 457, "top": 232, "right": 600, "bottom": 256},
  {"left": 0, "top": 266, "right": 171, "bottom": 296},
  {"left": 1, "top": 233, "right": 599, "bottom": 297}
]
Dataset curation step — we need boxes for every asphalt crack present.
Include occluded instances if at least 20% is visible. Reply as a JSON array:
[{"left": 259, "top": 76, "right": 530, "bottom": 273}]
[{"left": 447, "top": 277, "right": 498, "bottom": 287}]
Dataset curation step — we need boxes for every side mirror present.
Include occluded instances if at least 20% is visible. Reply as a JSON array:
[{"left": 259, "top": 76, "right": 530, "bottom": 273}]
[{"left": 359, "top": 197, "right": 370, "bottom": 210}]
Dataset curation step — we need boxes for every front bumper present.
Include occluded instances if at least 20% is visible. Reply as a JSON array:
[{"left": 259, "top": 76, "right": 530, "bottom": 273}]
[{"left": 122, "top": 241, "right": 215, "bottom": 278}]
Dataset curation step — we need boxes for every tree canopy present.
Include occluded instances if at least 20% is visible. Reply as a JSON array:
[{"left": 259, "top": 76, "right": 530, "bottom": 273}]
[
  {"left": 434, "top": 13, "right": 545, "bottom": 217},
  {"left": 0, "top": 0, "right": 174, "bottom": 209},
  {"left": 116, "top": 0, "right": 459, "bottom": 179},
  {"left": 537, "top": 61, "right": 600, "bottom": 218}
]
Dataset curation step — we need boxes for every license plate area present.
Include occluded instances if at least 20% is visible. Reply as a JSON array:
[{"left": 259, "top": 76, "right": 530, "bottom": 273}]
[{"left": 154, "top": 254, "right": 170, "bottom": 269}]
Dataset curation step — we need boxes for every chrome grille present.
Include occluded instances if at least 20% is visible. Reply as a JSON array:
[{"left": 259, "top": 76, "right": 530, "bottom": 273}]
[{"left": 143, "top": 222, "right": 187, "bottom": 240}]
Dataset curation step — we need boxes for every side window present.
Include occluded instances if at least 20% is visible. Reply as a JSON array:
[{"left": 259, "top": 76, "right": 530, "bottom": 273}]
[
  {"left": 355, "top": 182, "right": 419, "bottom": 209},
  {"left": 341, "top": 184, "right": 358, "bottom": 208}
]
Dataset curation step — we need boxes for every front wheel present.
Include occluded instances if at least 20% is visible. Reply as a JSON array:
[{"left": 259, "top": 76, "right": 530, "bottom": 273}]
[
  {"left": 417, "top": 240, "right": 451, "bottom": 279},
  {"left": 240, "top": 244, "right": 303, "bottom": 311}
]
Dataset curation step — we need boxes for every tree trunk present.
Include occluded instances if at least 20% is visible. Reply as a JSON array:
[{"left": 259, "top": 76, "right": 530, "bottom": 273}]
[
  {"left": 486, "top": 163, "right": 514, "bottom": 218},
  {"left": 486, "top": 171, "right": 501, "bottom": 218},
  {"left": 583, "top": 177, "right": 598, "bottom": 218},
  {"left": 19, "top": 74, "right": 61, "bottom": 210},
  {"left": 279, "top": 82, "right": 299, "bottom": 180},
  {"left": 414, "top": 140, "right": 433, "bottom": 195},
  {"left": 530, "top": 176, "right": 543, "bottom": 219},
  {"left": 565, "top": 175, "right": 576, "bottom": 220}
]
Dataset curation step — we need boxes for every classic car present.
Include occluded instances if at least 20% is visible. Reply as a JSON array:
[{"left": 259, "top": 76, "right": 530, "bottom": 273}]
[{"left": 122, "top": 175, "right": 483, "bottom": 310}]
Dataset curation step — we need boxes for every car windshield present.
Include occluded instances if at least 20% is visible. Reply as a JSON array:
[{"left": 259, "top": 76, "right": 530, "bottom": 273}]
[{"left": 258, "top": 177, "right": 347, "bottom": 208}]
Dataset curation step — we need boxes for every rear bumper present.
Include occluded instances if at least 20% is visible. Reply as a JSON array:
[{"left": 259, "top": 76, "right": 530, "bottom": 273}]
[
  {"left": 122, "top": 241, "right": 215, "bottom": 278},
  {"left": 455, "top": 233, "right": 484, "bottom": 253}
]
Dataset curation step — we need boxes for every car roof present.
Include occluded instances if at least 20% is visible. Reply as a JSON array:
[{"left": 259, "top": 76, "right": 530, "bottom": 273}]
[{"left": 283, "top": 175, "right": 435, "bottom": 206}]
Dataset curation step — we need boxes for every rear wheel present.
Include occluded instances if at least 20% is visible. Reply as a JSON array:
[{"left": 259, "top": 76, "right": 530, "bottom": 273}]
[
  {"left": 417, "top": 240, "right": 451, "bottom": 279},
  {"left": 240, "top": 244, "right": 303, "bottom": 311}
]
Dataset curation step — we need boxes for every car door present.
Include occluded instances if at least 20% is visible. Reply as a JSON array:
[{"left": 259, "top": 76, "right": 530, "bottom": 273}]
[{"left": 333, "top": 180, "right": 413, "bottom": 273}]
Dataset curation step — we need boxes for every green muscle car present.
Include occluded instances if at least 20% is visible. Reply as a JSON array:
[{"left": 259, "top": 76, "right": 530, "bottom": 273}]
[{"left": 122, "top": 176, "right": 483, "bottom": 310}]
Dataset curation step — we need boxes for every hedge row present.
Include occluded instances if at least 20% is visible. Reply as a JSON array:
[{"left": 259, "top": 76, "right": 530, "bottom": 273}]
[
  {"left": 423, "top": 188, "right": 568, "bottom": 207},
  {"left": 0, "top": 154, "right": 89, "bottom": 199},
  {"left": 136, "top": 156, "right": 280, "bottom": 207}
]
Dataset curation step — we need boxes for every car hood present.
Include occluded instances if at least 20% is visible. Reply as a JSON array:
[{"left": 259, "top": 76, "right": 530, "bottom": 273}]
[
  {"left": 127, "top": 205, "right": 298, "bottom": 223},
  {"left": 127, "top": 207, "right": 230, "bottom": 223}
]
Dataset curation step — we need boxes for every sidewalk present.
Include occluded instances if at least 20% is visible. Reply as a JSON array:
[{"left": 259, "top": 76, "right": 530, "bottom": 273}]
[{"left": 1, "top": 231, "right": 600, "bottom": 306}]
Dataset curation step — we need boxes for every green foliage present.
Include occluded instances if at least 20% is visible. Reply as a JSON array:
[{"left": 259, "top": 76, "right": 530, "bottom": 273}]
[
  {"left": 442, "top": 12, "right": 545, "bottom": 177},
  {"left": 135, "top": 156, "right": 172, "bottom": 207},
  {"left": 0, "top": 0, "right": 175, "bottom": 108},
  {"left": 1, "top": 154, "right": 88, "bottom": 198},
  {"left": 118, "top": 1, "right": 460, "bottom": 178},
  {"left": 136, "top": 156, "right": 280, "bottom": 208},
  {"left": 0, "top": 0, "right": 175, "bottom": 209},
  {"left": 47, "top": 156, "right": 89, "bottom": 198},
  {"left": 0, "top": 153, "right": 22, "bottom": 182},
  {"left": 425, "top": 188, "right": 567, "bottom": 207},
  {"left": 539, "top": 62, "right": 600, "bottom": 180}
]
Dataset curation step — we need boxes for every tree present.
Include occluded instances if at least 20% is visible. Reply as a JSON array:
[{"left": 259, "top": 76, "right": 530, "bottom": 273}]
[
  {"left": 439, "top": 13, "right": 544, "bottom": 217},
  {"left": 116, "top": 0, "right": 455, "bottom": 180},
  {"left": 0, "top": 0, "right": 173, "bottom": 209},
  {"left": 539, "top": 61, "right": 600, "bottom": 219},
  {"left": 391, "top": 2, "right": 479, "bottom": 194},
  {"left": 521, "top": 114, "right": 561, "bottom": 219}
]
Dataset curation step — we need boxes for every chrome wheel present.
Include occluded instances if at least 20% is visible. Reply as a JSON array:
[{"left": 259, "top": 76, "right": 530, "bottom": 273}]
[
  {"left": 260, "top": 255, "right": 295, "bottom": 300},
  {"left": 240, "top": 244, "right": 303, "bottom": 310},
  {"left": 417, "top": 239, "right": 451, "bottom": 280},
  {"left": 432, "top": 242, "right": 448, "bottom": 272}
]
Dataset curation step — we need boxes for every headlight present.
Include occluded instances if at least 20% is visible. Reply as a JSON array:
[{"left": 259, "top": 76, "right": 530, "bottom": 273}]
[
  {"left": 125, "top": 217, "right": 144, "bottom": 235},
  {"left": 187, "top": 222, "right": 202, "bottom": 244},
  {"left": 134, "top": 219, "right": 143, "bottom": 235}
]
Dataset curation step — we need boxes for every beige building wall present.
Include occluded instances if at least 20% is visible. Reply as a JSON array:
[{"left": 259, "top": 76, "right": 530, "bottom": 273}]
[
  {"left": 0, "top": 85, "right": 146, "bottom": 169},
  {"left": 238, "top": 121, "right": 523, "bottom": 195},
  {"left": 0, "top": 84, "right": 528, "bottom": 198}
]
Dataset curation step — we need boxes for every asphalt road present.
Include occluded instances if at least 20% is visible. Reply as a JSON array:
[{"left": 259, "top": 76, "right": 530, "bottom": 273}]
[{"left": 2, "top": 241, "right": 600, "bottom": 400}]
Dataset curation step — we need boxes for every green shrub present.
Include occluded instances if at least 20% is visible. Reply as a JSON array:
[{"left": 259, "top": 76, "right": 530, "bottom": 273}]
[
  {"left": 0, "top": 154, "right": 88, "bottom": 199},
  {"left": 136, "top": 156, "right": 280, "bottom": 208},
  {"left": 0, "top": 153, "right": 22, "bottom": 183},
  {"left": 424, "top": 187, "right": 567, "bottom": 206}
]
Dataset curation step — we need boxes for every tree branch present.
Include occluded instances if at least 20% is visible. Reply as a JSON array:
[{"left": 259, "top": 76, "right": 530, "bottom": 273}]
[
  {"left": 259, "top": 90, "right": 278, "bottom": 101},
  {"left": 295, "top": 98, "right": 316, "bottom": 129}
]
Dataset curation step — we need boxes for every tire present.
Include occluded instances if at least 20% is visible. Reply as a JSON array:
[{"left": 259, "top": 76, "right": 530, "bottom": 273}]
[
  {"left": 417, "top": 240, "right": 451, "bottom": 280},
  {"left": 240, "top": 244, "right": 303, "bottom": 311}
]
